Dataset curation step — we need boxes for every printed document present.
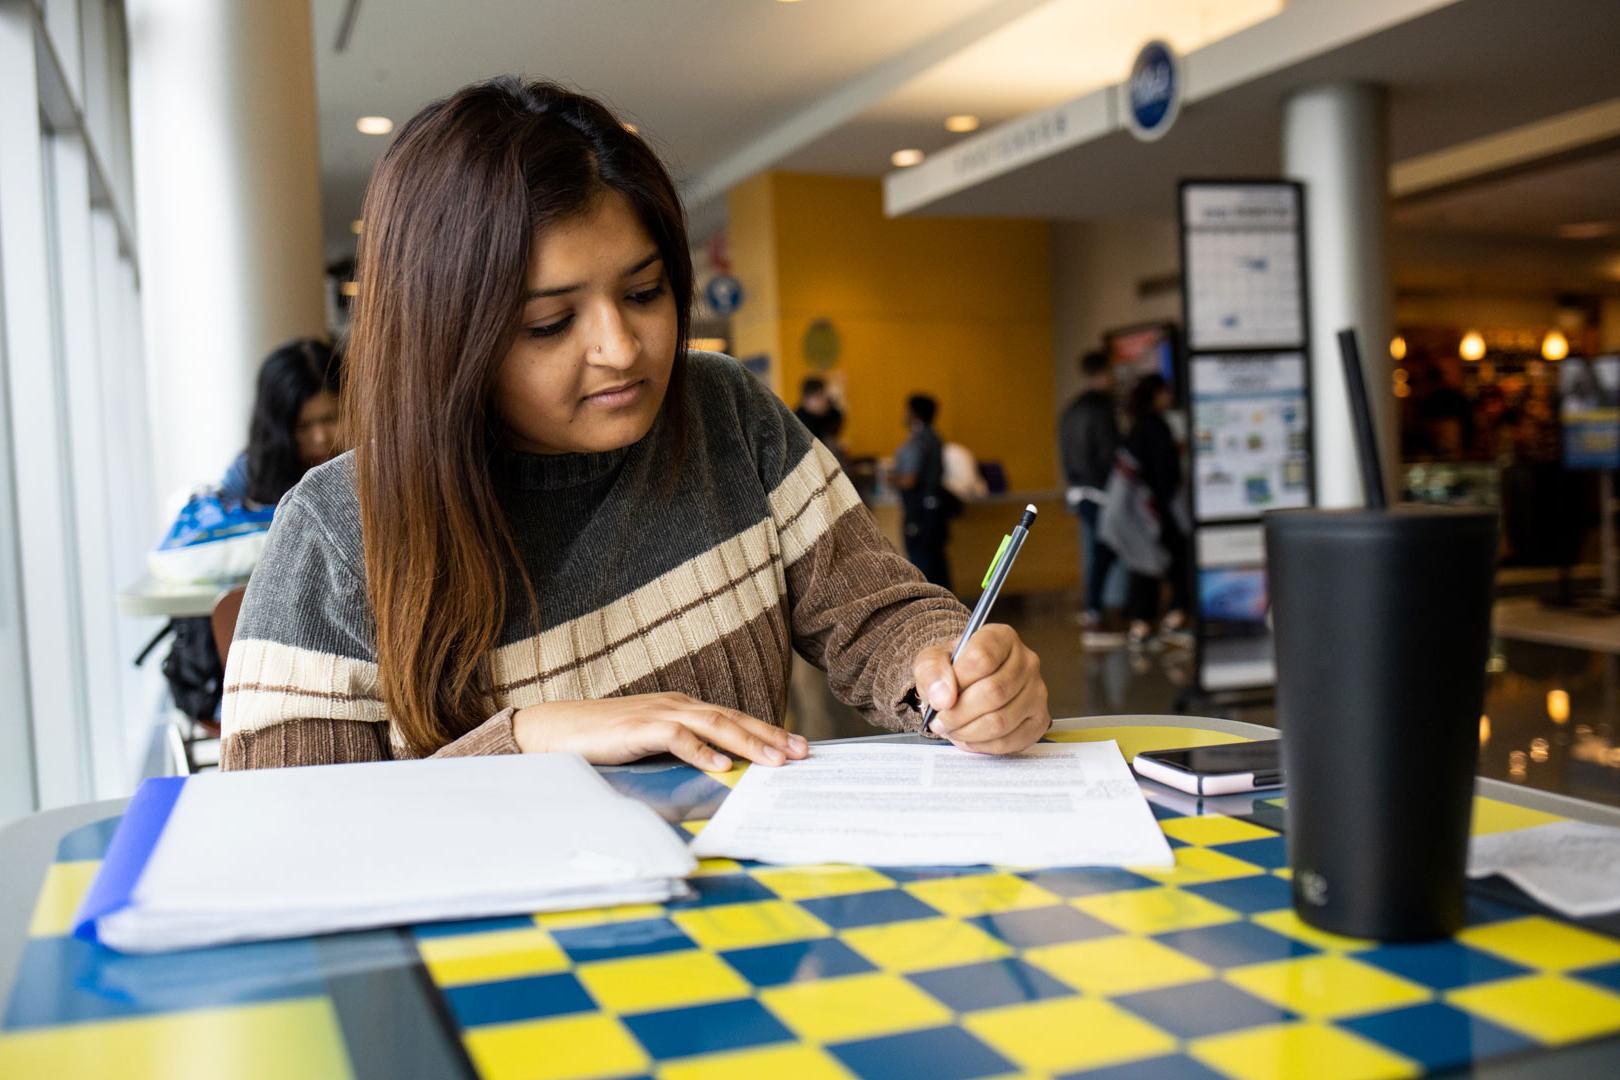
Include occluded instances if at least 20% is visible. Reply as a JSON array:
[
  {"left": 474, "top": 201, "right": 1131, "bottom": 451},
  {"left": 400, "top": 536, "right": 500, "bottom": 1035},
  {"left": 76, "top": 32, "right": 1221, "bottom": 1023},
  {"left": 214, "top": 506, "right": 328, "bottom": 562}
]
[
  {"left": 1469, "top": 821, "right": 1620, "bottom": 917},
  {"left": 690, "top": 741, "right": 1174, "bottom": 868}
]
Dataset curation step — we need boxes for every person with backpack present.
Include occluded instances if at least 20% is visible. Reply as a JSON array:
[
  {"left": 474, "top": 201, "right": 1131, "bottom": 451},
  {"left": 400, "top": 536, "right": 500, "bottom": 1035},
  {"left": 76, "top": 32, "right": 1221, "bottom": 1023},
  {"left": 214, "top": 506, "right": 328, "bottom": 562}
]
[
  {"left": 891, "top": 393, "right": 953, "bottom": 591},
  {"left": 1058, "top": 350, "right": 1120, "bottom": 641},
  {"left": 1122, "top": 374, "right": 1191, "bottom": 646}
]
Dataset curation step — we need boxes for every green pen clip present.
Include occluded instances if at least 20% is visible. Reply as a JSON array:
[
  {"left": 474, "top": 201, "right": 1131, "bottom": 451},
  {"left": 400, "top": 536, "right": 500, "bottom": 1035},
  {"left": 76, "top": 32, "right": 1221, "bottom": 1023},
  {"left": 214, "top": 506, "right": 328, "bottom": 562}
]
[{"left": 982, "top": 534, "right": 1012, "bottom": 589}]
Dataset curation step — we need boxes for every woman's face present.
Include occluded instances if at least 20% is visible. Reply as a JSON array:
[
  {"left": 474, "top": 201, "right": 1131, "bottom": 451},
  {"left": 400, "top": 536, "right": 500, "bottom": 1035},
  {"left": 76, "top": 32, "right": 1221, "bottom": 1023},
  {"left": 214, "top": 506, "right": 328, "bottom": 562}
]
[
  {"left": 495, "top": 190, "right": 677, "bottom": 455},
  {"left": 295, "top": 390, "right": 340, "bottom": 467}
]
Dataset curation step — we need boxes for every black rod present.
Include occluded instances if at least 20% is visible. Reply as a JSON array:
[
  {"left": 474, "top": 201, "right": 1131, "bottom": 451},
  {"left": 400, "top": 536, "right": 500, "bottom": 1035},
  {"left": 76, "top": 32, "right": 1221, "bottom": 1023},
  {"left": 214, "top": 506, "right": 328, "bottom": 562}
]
[{"left": 1337, "top": 327, "right": 1388, "bottom": 509}]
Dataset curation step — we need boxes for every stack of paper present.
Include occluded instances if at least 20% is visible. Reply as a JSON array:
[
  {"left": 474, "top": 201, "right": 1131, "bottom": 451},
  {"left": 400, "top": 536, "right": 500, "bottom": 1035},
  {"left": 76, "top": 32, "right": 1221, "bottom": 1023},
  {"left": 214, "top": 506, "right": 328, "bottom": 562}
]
[
  {"left": 75, "top": 754, "right": 696, "bottom": 953},
  {"left": 1469, "top": 820, "right": 1620, "bottom": 918},
  {"left": 691, "top": 741, "right": 1174, "bottom": 868}
]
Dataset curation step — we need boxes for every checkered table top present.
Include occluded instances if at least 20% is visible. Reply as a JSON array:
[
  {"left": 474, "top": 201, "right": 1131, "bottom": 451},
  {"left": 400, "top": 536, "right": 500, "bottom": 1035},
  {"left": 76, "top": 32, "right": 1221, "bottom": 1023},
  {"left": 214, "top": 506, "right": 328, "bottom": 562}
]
[{"left": 4, "top": 725, "right": 1620, "bottom": 1080}]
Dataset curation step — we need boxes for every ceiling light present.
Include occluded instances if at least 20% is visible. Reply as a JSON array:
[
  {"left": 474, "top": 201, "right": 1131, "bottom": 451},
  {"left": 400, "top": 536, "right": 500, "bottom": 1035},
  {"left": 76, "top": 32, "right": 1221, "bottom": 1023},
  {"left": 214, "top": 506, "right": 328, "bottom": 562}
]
[
  {"left": 1557, "top": 221, "right": 1615, "bottom": 240},
  {"left": 1541, "top": 329, "right": 1569, "bottom": 361},
  {"left": 890, "top": 148, "right": 925, "bottom": 168},
  {"left": 622, "top": 122, "right": 638, "bottom": 134},
  {"left": 1459, "top": 331, "right": 1485, "bottom": 362},
  {"left": 1548, "top": 689, "right": 1570, "bottom": 724},
  {"left": 350, "top": 219, "right": 363, "bottom": 236},
  {"left": 944, "top": 115, "right": 980, "bottom": 133},
  {"left": 339, "top": 281, "right": 359, "bottom": 297},
  {"left": 1389, "top": 335, "right": 1406, "bottom": 361},
  {"left": 356, "top": 116, "right": 393, "bottom": 135}
]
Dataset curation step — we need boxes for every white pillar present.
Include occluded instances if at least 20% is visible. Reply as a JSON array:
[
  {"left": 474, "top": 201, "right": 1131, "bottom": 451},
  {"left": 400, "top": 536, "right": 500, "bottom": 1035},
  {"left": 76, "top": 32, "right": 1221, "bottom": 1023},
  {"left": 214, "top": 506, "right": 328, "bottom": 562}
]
[
  {"left": 1283, "top": 83, "right": 1396, "bottom": 509},
  {"left": 127, "top": 0, "right": 327, "bottom": 510}
]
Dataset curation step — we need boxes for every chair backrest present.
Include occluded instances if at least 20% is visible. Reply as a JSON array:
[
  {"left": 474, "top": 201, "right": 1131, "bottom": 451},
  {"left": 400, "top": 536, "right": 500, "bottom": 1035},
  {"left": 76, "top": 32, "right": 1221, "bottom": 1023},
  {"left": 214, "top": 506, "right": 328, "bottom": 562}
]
[{"left": 211, "top": 585, "right": 247, "bottom": 665}]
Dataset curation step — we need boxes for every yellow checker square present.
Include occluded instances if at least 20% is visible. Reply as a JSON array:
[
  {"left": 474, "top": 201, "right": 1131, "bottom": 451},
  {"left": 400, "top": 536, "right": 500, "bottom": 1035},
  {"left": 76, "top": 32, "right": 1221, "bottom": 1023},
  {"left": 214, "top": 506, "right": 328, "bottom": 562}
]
[
  {"left": 1456, "top": 916, "right": 1620, "bottom": 972},
  {"left": 840, "top": 917, "right": 1013, "bottom": 973},
  {"left": 1448, "top": 973, "right": 1620, "bottom": 1045},
  {"left": 1137, "top": 846, "right": 1268, "bottom": 887},
  {"left": 760, "top": 971, "right": 953, "bottom": 1043},
  {"left": 1471, "top": 797, "right": 1562, "bottom": 837},
  {"left": 26, "top": 861, "right": 100, "bottom": 938},
  {"left": 466, "top": 1012, "right": 649, "bottom": 1080},
  {"left": 693, "top": 857, "right": 746, "bottom": 877},
  {"left": 535, "top": 903, "right": 666, "bottom": 931},
  {"left": 1159, "top": 814, "right": 1276, "bottom": 847},
  {"left": 1250, "top": 908, "right": 1375, "bottom": 953},
  {"left": 963, "top": 996, "right": 1177, "bottom": 1075},
  {"left": 752, "top": 864, "right": 895, "bottom": 901},
  {"left": 1025, "top": 934, "right": 1212, "bottom": 996},
  {"left": 1189, "top": 1021, "right": 1419, "bottom": 1080},
  {"left": 901, "top": 872, "right": 1061, "bottom": 917},
  {"left": 0, "top": 998, "right": 352, "bottom": 1080},
  {"left": 681, "top": 820, "right": 706, "bottom": 836},
  {"left": 671, "top": 899, "right": 831, "bottom": 952},
  {"left": 575, "top": 949, "right": 751, "bottom": 1014},
  {"left": 656, "top": 1042, "right": 853, "bottom": 1080},
  {"left": 1073, "top": 885, "right": 1239, "bottom": 935},
  {"left": 417, "top": 926, "right": 568, "bottom": 987},
  {"left": 1223, "top": 954, "right": 1431, "bottom": 1020}
]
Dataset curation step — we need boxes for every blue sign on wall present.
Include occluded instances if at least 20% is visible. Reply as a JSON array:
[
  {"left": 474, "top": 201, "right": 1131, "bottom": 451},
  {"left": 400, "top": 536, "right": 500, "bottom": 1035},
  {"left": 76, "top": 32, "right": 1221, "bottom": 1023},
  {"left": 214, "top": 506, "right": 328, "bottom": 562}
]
[
  {"left": 705, "top": 275, "right": 745, "bottom": 316},
  {"left": 1126, "top": 39, "right": 1181, "bottom": 143}
]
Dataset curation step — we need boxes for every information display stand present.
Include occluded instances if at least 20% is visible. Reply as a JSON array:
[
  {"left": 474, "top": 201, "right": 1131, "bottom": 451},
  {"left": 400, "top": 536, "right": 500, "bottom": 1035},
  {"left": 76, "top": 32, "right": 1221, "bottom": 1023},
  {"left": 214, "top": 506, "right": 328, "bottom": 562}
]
[{"left": 1177, "top": 181, "right": 1316, "bottom": 696}]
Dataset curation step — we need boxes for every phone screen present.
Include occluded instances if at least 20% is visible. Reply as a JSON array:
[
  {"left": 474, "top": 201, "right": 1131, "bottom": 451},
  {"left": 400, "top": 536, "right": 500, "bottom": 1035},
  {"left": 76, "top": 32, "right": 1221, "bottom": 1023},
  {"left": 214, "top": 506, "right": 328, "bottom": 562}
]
[{"left": 1141, "top": 741, "right": 1281, "bottom": 777}]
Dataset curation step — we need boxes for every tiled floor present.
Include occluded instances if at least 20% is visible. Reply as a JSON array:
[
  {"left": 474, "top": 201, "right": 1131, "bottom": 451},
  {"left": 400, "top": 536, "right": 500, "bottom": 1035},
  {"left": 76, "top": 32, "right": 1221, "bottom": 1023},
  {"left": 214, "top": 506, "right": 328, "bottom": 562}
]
[{"left": 786, "top": 589, "right": 1620, "bottom": 811}]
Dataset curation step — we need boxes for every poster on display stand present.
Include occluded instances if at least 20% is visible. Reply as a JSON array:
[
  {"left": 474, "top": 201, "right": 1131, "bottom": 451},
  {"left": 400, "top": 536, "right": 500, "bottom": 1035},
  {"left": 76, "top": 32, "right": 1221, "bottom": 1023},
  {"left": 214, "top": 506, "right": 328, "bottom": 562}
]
[{"left": 1177, "top": 180, "right": 1315, "bottom": 696}]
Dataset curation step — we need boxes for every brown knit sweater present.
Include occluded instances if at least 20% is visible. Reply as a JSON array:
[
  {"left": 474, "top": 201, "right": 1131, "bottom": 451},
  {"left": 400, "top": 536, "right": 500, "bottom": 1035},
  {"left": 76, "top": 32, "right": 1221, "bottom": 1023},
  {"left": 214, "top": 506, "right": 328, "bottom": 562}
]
[{"left": 220, "top": 352, "right": 969, "bottom": 769}]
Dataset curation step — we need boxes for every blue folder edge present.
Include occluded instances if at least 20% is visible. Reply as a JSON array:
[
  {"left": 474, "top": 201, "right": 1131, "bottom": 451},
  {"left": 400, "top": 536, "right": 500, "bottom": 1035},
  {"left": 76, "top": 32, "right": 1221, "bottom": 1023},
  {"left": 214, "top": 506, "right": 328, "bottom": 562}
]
[{"left": 72, "top": 775, "right": 188, "bottom": 944}]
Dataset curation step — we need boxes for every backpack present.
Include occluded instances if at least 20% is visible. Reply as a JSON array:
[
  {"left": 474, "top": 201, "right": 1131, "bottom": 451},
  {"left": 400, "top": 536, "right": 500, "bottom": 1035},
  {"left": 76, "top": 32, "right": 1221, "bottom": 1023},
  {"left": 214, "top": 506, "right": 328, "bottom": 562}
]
[
  {"left": 135, "top": 616, "right": 223, "bottom": 723},
  {"left": 1097, "top": 449, "right": 1168, "bottom": 576}
]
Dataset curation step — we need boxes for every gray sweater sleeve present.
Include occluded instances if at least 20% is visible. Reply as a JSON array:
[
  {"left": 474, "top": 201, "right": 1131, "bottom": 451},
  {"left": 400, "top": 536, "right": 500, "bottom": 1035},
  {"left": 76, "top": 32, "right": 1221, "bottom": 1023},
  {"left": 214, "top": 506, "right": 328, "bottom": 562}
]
[{"left": 220, "top": 491, "right": 520, "bottom": 768}]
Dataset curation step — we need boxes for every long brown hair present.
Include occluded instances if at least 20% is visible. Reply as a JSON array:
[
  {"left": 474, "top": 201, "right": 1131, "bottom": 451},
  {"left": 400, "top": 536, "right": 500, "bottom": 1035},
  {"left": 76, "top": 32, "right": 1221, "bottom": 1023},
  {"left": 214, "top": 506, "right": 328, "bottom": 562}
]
[{"left": 345, "top": 78, "right": 693, "bottom": 755}]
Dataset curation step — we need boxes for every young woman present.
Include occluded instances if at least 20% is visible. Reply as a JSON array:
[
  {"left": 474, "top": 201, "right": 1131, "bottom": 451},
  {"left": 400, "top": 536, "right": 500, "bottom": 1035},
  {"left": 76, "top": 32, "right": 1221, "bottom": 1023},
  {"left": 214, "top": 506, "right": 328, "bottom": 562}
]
[
  {"left": 221, "top": 78, "right": 1050, "bottom": 772},
  {"left": 220, "top": 339, "right": 342, "bottom": 507}
]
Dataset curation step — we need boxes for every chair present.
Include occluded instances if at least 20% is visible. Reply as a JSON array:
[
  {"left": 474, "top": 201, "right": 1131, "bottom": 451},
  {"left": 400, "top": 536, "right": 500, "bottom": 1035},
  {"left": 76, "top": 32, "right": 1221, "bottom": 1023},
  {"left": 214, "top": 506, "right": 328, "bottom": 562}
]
[{"left": 212, "top": 584, "right": 247, "bottom": 664}]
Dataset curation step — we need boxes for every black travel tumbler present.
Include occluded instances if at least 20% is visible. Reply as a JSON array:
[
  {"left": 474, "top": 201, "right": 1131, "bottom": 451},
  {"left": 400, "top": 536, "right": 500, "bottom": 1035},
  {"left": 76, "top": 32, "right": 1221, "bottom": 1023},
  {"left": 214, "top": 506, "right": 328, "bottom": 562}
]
[{"left": 1266, "top": 506, "right": 1498, "bottom": 941}]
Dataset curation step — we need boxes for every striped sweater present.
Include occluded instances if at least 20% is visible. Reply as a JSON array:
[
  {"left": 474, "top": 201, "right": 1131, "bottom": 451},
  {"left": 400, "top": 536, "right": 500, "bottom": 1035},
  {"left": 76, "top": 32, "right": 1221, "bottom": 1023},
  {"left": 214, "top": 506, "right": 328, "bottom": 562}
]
[{"left": 221, "top": 351, "right": 970, "bottom": 769}]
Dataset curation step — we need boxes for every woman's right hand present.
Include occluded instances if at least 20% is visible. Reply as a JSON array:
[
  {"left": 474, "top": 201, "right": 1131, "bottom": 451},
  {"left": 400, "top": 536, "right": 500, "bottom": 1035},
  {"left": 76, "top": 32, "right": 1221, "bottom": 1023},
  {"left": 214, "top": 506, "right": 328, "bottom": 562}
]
[{"left": 512, "top": 693, "right": 808, "bottom": 771}]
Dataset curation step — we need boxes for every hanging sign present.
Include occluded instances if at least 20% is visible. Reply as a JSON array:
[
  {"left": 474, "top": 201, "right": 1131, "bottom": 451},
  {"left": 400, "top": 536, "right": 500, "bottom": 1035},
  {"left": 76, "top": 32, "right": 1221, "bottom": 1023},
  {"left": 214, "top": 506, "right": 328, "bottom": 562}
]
[{"left": 1125, "top": 39, "right": 1181, "bottom": 143}]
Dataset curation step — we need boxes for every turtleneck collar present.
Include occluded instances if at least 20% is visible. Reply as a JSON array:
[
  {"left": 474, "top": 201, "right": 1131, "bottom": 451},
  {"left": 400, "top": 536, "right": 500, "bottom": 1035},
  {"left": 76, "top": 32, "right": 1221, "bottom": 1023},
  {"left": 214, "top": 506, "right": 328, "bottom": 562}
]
[{"left": 491, "top": 443, "right": 633, "bottom": 491}]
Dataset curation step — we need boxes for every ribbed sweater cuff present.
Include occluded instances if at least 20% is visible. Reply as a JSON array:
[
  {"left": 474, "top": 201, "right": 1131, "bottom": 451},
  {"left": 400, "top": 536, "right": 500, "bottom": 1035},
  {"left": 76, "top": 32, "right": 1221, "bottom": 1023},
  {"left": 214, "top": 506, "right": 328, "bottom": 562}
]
[{"left": 431, "top": 706, "right": 522, "bottom": 758}]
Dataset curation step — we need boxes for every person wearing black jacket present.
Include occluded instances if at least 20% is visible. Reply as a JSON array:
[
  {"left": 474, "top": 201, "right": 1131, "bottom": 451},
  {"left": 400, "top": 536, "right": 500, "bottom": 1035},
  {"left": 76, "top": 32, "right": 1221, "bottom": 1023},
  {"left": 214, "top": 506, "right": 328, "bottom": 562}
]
[
  {"left": 1124, "top": 374, "right": 1190, "bottom": 645},
  {"left": 1058, "top": 351, "right": 1120, "bottom": 633}
]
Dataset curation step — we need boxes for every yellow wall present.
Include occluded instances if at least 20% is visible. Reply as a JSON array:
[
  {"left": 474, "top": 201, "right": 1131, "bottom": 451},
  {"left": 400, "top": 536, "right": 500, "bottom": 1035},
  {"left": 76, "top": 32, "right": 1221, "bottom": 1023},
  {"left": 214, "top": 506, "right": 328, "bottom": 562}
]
[{"left": 727, "top": 173, "right": 1057, "bottom": 490}]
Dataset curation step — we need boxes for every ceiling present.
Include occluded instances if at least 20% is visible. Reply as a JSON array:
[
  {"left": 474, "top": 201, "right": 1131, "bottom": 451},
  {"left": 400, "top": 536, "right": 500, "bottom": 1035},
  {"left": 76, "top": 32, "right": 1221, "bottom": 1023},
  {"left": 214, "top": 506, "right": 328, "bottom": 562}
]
[
  {"left": 1393, "top": 145, "right": 1620, "bottom": 242},
  {"left": 310, "top": 0, "right": 1284, "bottom": 258}
]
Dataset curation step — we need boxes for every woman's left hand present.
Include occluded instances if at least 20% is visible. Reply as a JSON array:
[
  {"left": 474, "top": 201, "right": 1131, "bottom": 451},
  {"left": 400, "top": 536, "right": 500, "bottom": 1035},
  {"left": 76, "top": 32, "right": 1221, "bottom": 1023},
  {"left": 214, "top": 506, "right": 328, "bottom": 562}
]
[{"left": 911, "top": 624, "right": 1051, "bottom": 754}]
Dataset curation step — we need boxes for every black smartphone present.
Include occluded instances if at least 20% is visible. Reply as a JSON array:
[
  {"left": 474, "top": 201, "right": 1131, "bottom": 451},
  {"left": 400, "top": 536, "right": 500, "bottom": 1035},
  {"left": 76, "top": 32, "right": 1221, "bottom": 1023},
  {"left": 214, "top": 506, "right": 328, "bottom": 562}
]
[{"left": 1133, "top": 741, "right": 1283, "bottom": 796}]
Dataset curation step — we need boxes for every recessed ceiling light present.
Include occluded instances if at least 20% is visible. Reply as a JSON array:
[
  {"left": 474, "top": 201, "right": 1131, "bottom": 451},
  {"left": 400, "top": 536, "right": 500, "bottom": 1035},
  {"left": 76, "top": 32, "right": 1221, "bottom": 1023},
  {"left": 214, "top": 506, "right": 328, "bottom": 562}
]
[
  {"left": 891, "top": 148, "right": 924, "bottom": 168},
  {"left": 356, "top": 116, "right": 393, "bottom": 135},
  {"left": 340, "top": 281, "right": 359, "bottom": 297},
  {"left": 944, "top": 115, "right": 980, "bottom": 133},
  {"left": 1557, "top": 220, "right": 1615, "bottom": 240},
  {"left": 350, "top": 219, "right": 363, "bottom": 235},
  {"left": 622, "top": 122, "right": 638, "bottom": 134}
]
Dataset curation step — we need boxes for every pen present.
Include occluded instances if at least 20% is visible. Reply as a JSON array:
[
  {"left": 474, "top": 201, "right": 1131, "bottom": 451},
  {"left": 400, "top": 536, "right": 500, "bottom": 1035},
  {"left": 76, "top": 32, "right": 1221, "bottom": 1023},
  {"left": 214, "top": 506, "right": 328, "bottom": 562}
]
[{"left": 920, "top": 504, "right": 1038, "bottom": 735}]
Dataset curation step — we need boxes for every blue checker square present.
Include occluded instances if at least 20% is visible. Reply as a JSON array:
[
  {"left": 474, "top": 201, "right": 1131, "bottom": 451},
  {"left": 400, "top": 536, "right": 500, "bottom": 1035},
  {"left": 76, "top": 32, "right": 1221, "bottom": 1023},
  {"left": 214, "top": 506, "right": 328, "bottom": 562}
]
[
  {"left": 1113, "top": 979, "right": 1294, "bottom": 1040},
  {"left": 1342, "top": 1002, "right": 1533, "bottom": 1072},
  {"left": 1058, "top": 1053, "right": 1227, "bottom": 1080},
  {"left": 443, "top": 972, "right": 595, "bottom": 1028},
  {"left": 1359, "top": 940, "right": 1527, "bottom": 991},
  {"left": 874, "top": 864, "right": 994, "bottom": 883},
  {"left": 549, "top": 917, "right": 693, "bottom": 964},
  {"left": 797, "top": 888, "right": 940, "bottom": 930},
  {"left": 668, "top": 873, "right": 776, "bottom": 909},
  {"left": 1154, "top": 922, "right": 1315, "bottom": 969},
  {"left": 411, "top": 914, "right": 537, "bottom": 939},
  {"left": 720, "top": 938, "right": 876, "bottom": 988},
  {"left": 1015, "top": 866, "right": 1157, "bottom": 898},
  {"left": 1149, "top": 802, "right": 1185, "bottom": 821},
  {"left": 4, "top": 934, "right": 326, "bottom": 1029},
  {"left": 967, "top": 905, "right": 1116, "bottom": 949},
  {"left": 1464, "top": 893, "right": 1526, "bottom": 926},
  {"left": 1212, "top": 835, "right": 1288, "bottom": 870},
  {"left": 622, "top": 997, "right": 792, "bottom": 1060},
  {"left": 1184, "top": 873, "right": 1293, "bottom": 915},
  {"left": 1577, "top": 960, "right": 1620, "bottom": 994},
  {"left": 830, "top": 1025, "right": 1015, "bottom": 1080},
  {"left": 907, "top": 957, "right": 1074, "bottom": 1013}
]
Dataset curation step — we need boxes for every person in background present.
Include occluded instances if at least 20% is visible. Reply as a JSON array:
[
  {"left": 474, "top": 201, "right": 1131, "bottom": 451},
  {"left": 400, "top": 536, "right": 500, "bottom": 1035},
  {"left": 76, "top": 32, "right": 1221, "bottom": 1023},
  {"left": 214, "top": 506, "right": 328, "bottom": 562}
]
[
  {"left": 1123, "top": 373, "right": 1190, "bottom": 646},
  {"left": 220, "top": 339, "right": 342, "bottom": 507},
  {"left": 892, "top": 393, "right": 952, "bottom": 591},
  {"left": 1058, "top": 350, "right": 1120, "bottom": 643},
  {"left": 794, "top": 376, "right": 844, "bottom": 446}
]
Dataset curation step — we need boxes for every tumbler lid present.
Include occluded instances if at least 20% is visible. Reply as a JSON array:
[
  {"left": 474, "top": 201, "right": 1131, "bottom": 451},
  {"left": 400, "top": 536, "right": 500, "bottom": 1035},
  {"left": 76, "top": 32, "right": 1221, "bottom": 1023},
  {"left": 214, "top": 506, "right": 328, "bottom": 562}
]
[{"left": 1264, "top": 504, "right": 1497, "bottom": 541}]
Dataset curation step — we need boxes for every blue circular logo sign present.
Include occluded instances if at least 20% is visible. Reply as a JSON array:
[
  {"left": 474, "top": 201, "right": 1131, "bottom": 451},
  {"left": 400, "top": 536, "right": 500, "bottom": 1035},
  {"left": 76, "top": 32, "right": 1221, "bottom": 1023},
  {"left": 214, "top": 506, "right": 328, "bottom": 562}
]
[
  {"left": 704, "top": 275, "right": 745, "bottom": 316},
  {"left": 1126, "top": 40, "right": 1180, "bottom": 142}
]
